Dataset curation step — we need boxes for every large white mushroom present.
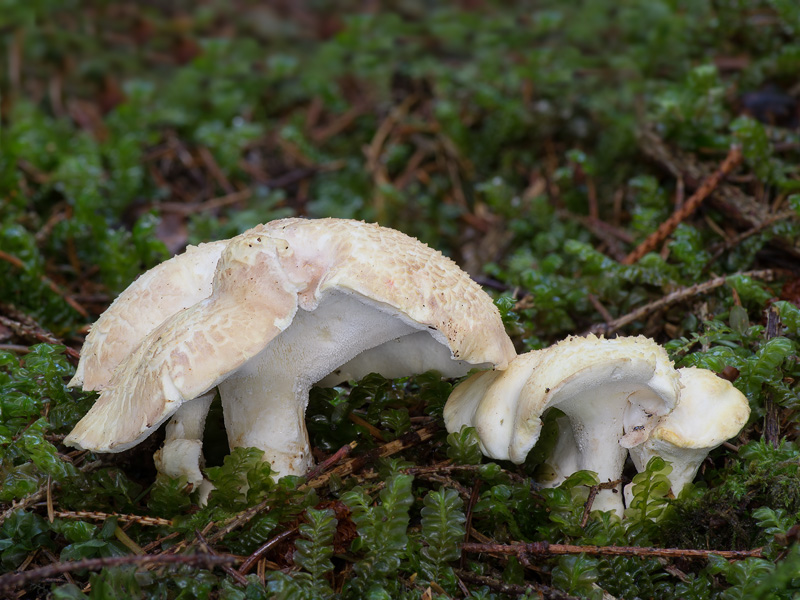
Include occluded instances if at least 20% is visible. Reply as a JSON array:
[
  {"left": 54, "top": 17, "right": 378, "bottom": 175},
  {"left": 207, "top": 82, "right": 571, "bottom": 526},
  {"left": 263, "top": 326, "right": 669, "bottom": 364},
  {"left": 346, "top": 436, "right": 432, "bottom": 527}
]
[
  {"left": 444, "top": 335, "right": 681, "bottom": 515},
  {"left": 66, "top": 218, "right": 515, "bottom": 486},
  {"left": 626, "top": 366, "right": 750, "bottom": 499}
]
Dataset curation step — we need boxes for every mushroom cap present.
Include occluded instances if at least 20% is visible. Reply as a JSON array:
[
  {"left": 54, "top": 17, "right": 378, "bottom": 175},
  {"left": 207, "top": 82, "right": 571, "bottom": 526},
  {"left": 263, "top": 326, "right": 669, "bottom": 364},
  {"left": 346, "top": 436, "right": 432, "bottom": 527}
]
[
  {"left": 253, "top": 218, "right": 515, "bottom": 367},
  {"left": 444, "top": 334, "right": 679, "bottom": 464},
  {"left": 66, "top": 218, "right": 514, "bottom": 453},
  {"left": 627, "top": 366, "right": 750, "bottom": 496},
  {"left": 647, "top": 367, "right": 750, "bottom": 449},
  {"left": 70, "top": 240, "right": 228, "bottom": 391}
]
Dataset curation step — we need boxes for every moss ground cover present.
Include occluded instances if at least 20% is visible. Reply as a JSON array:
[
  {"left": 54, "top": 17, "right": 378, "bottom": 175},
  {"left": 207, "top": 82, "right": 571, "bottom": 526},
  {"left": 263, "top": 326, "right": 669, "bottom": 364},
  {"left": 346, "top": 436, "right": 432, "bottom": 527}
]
[{"left": 2, "top": 1, "right": 800, "bottom": 597}]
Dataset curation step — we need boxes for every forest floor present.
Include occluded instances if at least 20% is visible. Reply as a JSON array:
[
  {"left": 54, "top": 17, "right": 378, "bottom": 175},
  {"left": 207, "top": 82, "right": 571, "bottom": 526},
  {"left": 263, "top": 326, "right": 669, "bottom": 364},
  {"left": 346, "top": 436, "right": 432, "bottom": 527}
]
[{"left": 2, "top": 2, "right": 800, "bottom": 598}]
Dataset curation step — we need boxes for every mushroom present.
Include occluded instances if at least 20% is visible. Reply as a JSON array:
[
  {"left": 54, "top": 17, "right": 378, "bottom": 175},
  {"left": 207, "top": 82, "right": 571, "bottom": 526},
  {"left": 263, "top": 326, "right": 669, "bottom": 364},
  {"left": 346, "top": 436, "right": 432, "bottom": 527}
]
[
  {"left": 444, "top": 335, "right": 681, "bottom": 515},
  {"left": 66, "top": 218, "right": 515, "bottom": 483},
  {"left": 626, "top": 366, "right": 750, "bottom": 499}
]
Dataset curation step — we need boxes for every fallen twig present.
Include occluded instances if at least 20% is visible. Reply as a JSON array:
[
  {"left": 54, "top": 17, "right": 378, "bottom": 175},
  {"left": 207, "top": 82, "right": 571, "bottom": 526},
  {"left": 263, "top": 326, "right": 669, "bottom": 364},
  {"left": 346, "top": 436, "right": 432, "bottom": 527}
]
[
  {"left": 460, "top": 479, "right": 482, "bottom": 569},
  {"left": 706, "top": 209, "right": 797, "bottom": 266},
  {"left": 0, "top": 253, "right": 88, "bottom": 318},
  {"left": 586, "top": 268, "right": 782, "bottom": 336},
  {"left": 580, "top": 479, "right": 621, "bottom": 527},
  {"left": 461, "top": 540, "right": 764, "bottom": 561},
  {"left": 52, "top": 510, "right": 172, "bottom": 527},
  {"left": 196, "top": 529, "right": 249, "bottom": 586},
  {"left": 455, "top": 569, "right": 579, "bottom": 600},
  {"left": 205, "top": 441, "right": 357, "bottom": 546},
  {"left": 0, "top": 553, "right": 235, "bottom": 591},
  {"left": 623, "top": 144, "right": 743, "bottom": 265},
  {"left": 303, "top": 441, "right": 357, "bottom": 482},
  {"left": 304, "top": 423, "right": 439, "bottom": 489},
  {"left": 238, "top": 527, "right": 298, "bottom": 576},
  {"left": 0, "top": 304, "right": 82, "bottom": 362},
  {"left": 764, "top": 305, "right": 781, "bottom": 449}
]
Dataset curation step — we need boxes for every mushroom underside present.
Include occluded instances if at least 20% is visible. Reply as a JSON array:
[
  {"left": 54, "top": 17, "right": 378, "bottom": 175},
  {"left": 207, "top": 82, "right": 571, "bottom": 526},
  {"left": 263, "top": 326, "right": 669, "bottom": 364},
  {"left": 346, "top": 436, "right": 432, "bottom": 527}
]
[
  {"left": 528, "top": 375, "right": 670, "bottom": 514},
  {"left": 162, "top": 289, "right": 481, "bottom": 480}
]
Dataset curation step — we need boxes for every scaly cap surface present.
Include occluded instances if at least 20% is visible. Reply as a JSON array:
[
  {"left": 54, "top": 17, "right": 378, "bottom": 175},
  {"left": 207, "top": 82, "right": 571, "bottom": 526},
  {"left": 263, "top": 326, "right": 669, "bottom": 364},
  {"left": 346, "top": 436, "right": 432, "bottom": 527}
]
[{"left": 70, "top": 240, "right": 227, "bottom": 390}]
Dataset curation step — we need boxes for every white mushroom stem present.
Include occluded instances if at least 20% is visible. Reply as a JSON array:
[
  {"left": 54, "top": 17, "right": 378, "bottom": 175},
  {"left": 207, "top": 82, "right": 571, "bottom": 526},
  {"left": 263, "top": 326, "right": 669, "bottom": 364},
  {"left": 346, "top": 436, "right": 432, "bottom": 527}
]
[
  {"left": 153, "top": 391, "right": 216, "bottom": 489},
  {"left": 218, "top": 290, "right": 418, "bottom": 476},
  {"left": 537, "top": 374, "right": 670, "bottom": 513},
  {"left": 536, "top": 413, "right": 579, "bottom": 487}
]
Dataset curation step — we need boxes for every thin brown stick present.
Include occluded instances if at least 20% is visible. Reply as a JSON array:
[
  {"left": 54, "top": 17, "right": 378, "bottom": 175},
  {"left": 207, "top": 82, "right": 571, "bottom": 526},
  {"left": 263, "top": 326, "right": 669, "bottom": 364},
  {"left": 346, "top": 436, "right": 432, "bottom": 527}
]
[
  {"left": 159, "top": 188, "right": 252, "bottom": 214},
  {"left": 206, "top": 442, "right": 355, "bottom": 546},
  {"left": 0, "top": 250, "right": 25, "bottom": 269},
  {"left": 198, "top": 146, "right": 234, "bottom": 193},
  {"left": 52, "top": 510, "right": 172, "bottom": 527},
  {"left": 580, "top": 479, "right": 621, "bottom": 527},
  {"left": 46, "top": 476, "right": 54, "bottom": 523},
  {"left": 311, "top": 104, "right": 366, "bottom": 143},
  {"left": 238, "top": 527, "right": 298, "bottom": 576},
  {"left": 0, "top": 306, "right": 81, "bottom": 362},
  {"left": 0, "top": 553, "right": 235, "bottom": 591},
  {"left": 586, "top": 268, "right": 782, "bottom": 336},
  {"left": 455, "top": 569, "right": 579, "bottom": 600},
  {"left": 303, "top": 441, "right": 356, "bottom": 482},
  {"left": 401, "top": 462, "right": 528, "bottom": 484},
  {"left": 207, "top": 504, "right": 268, "bottom": 546},
  {"left": 461, "top": 541, "right": 763, "bottom": 561},
  {"left": 764, "top": 305, "right": 781, "bottom": 449},
  {"left": 0, "top": 344, "right": 30, "bottom": 354},
  {"left": 0, "top": 256, "right": 88, "bottom": 318},
  {"left": 707, "top": 209, "right": 796, "bottom": 265},
  {"left": 304, "top": 423, "right": 439, "bottom": 490},
  {"left": 623, "top": 144, "right": 743, "bottom": 265},
  {"left": 41, "top": 547, "right": 76, "bottom": 587},
  {"left": 209, "top": 426, "right": 436, "bottom": 547},
  {"left": 587, "top": 294, "right": 614, "bottom": 327},
  {"left": 460, "top": 479, "right": 482, "bottom": 569},
  {"left": 140, "top": 531, "right": 181, "bottom": 554},
  {"left": 348, "top": 412, "right": 385, "bottom": 441},
  {"left": 196, "top": 529, "right": 249, "bottom": 586}
]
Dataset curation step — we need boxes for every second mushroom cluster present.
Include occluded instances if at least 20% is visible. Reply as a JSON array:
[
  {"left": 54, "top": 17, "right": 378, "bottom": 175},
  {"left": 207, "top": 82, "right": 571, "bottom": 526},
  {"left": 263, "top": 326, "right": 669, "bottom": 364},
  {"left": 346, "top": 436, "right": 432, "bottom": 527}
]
[{"left": 444, "top": 334, "right": 750, "bottom": 515}]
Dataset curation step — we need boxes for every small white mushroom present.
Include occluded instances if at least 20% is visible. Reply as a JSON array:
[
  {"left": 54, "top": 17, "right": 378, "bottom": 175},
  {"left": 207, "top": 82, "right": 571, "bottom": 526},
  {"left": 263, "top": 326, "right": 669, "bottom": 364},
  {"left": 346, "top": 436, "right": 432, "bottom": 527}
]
[
  {"left": 66, "top": 218, "right": 515, "bottom": 482},
  {"left": 444, "top": 335, "right": 680, "bottom": 515},
  {"left": 626, "top": 366, "right": 750, "bottom": 498}
]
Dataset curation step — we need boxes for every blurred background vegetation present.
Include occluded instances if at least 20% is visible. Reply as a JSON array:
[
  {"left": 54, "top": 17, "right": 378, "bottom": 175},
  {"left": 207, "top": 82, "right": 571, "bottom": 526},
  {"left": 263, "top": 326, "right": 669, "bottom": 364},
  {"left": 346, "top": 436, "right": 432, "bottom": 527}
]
[{"left": 2, "top": 1, "right": 800, "bottom": 598}]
